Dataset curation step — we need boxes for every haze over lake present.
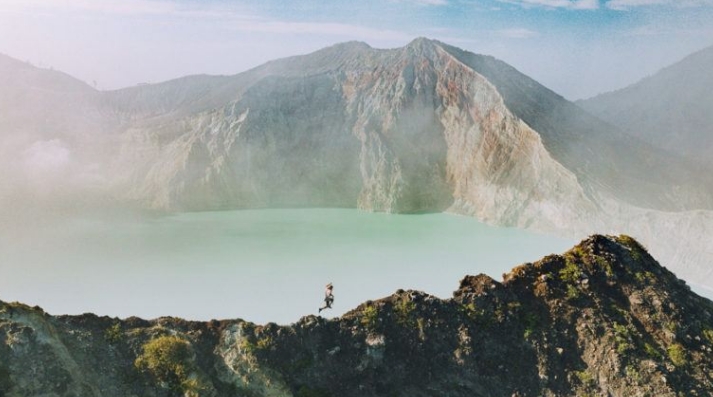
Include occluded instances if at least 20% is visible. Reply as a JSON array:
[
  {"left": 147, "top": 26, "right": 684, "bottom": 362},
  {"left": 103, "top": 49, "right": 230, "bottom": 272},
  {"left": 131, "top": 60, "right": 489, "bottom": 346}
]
[{"left": 0, "top": 209, "right": 574, "bottom": 324}]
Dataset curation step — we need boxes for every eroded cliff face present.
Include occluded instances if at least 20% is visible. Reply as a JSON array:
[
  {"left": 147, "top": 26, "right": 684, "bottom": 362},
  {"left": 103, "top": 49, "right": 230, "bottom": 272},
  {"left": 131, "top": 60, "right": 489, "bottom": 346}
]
[
  {"left": 114, "top": 39, "right": 598, "bottom": 235},
  {"left": 2, "top": 235, "right": 713, "bottom": 397}
]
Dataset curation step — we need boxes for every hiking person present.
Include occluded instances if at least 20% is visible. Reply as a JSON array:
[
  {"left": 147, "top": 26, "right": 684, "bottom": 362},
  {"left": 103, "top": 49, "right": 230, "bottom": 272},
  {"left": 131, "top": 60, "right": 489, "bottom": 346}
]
[{"left": 318, "top": 283, "right": 334, "bottom": 313}]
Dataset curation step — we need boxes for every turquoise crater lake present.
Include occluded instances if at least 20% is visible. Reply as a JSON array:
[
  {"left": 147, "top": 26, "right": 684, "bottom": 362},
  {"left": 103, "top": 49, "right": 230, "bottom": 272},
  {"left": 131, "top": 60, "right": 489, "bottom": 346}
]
[{"left": 1, "top": 209, "right": 574, "bottom": 324}]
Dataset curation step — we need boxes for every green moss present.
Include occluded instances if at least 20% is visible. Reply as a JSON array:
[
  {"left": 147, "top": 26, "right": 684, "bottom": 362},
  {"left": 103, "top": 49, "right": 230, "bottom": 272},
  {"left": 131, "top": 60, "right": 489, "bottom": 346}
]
[{"left": 667, "top": 343, "right": 687, "bottom": 367}]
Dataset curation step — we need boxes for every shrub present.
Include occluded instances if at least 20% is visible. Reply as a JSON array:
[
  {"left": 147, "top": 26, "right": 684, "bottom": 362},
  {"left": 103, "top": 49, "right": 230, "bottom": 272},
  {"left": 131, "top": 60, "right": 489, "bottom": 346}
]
[
  {"left": 566, "top": 285, "right": 580, "bottom": 300},
  {"left": 644, "top": 342, "right": 662, "bottom": 360},
  {"left": 703, "top": 328, "right": 713, "bottom": 344},
  {"left": 238, "top": 338, "right": 257, "bottom": 355},
  {"left": 625, "top": 365, "right": 641, "bottom": 383},
  {"left": 575, "top": 370, "right": 594, "bottom": 387},
  {"left": 104, "top": 322, "right": 123, "bottom": 344},
  {"left": 134, "top": 335, "right": 196, "bottom": 393},
  {"left": 594, "top": 255, "right": 614, "bottom": 277},
  {"left": 256, "top": 335, "right": 273, "bottom": 351},
  {"left": 360, "top": 305, "right": 379, "bottom": 331},
  {"left": 560, "top": 258, "right": 582, "bottom": 284},
  {"left": 619, "top": 235, "right": 647, "bottom": 262},
  {"left": 523, "top": 312, "right": 540, "bottom": 340},
  {"left": 613, "top": 323, "right": 633, "bottom": 355},
  {"left": 394, "top": 299, "right": 416, "bottom": 327}
]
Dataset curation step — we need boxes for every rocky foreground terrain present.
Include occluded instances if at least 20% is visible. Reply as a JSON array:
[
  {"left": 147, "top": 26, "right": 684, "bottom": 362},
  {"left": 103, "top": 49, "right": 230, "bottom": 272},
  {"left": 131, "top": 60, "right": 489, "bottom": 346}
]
[{"left": 2, "top": 235, "right": 713, "bottom": 397}]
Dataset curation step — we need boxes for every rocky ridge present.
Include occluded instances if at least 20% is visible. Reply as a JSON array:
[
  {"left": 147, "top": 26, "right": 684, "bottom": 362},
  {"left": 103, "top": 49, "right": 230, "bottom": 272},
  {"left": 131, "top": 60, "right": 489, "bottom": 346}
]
[{"left": 2, "top": 235, "right": 713, "bottom": 397}]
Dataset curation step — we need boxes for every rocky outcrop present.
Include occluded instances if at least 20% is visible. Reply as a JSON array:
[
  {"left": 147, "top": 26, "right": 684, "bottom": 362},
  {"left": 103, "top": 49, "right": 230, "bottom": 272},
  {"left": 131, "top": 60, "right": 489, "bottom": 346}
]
[{"left": 2, "top": 235, "right": 713, "bottom": 396}]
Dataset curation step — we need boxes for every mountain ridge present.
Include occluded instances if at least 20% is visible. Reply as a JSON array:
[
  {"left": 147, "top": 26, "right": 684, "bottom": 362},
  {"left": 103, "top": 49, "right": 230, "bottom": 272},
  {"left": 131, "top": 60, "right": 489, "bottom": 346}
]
[
  {"left": 2, "top": 235, "right": 713, "bottom": 396},
  {"left": 578, "top": 43, "right": 713, "bottom": 172}
]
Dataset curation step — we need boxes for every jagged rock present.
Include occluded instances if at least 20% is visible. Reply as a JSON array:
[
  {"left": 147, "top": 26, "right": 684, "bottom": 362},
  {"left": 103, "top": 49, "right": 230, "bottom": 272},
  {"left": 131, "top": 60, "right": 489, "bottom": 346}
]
[{"left": 2, "top": 235, "right": 713, "bottom": 396}]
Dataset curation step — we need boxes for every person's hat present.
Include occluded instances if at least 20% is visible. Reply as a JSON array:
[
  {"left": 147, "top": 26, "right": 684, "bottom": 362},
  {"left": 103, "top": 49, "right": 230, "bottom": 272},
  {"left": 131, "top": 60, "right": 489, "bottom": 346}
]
[{"left": 326, "top": 283, "right": 333, "bottom": 288}]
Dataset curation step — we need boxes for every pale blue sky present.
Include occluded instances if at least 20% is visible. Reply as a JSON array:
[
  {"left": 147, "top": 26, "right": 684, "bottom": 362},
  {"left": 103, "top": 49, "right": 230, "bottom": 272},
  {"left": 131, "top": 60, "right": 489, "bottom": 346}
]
[{"left": 1, "top": 0, "right": 712, "bottom": 99}]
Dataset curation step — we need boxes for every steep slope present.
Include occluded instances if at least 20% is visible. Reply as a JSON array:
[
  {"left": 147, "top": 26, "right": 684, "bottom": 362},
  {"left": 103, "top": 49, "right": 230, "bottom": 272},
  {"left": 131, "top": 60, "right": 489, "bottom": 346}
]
[
  {"left": 113, "top": 40, "right": 603, "bottom": 232},
  {"left": 112, "top": 39, "right": 711, "bottom": 218},
  {"left": 579, "top": 44, "right": 713, "bottom": 172},
  {"left": 439, "top": 42, "right": 711, "bottom": 211},
  {"left": 2, "top": 235, "right": 713, "bottom": 397}
]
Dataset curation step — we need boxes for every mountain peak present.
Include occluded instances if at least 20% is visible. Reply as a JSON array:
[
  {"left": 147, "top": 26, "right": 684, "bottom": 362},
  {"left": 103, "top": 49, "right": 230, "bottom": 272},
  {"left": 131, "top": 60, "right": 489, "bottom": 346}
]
[{"left": 404, "top": 36, "right": 442, "bottom": 54}]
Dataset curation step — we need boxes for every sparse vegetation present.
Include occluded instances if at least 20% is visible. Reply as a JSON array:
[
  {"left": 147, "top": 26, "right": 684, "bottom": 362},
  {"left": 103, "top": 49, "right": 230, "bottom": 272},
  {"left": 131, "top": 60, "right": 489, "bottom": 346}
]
[
  {"left": 566, "top": 284, "right": 580, "bottom": 300},
  {"left": 619, "top": 235, "right": 648, "bottom": 262},
  {"left": 523, "top": 312, "right": 540, "bottom": 340},
  {"left": 361, "top": 304, "right": 379, "bottom": 331},
  {"left": 459, "top": 302, "right": 478, "bottom": 320},
  {"left": 613, "top": 323, "right": 634, "bottom": 355},
  {"left": 625, "top": 364, "right": 641, "bottom": 383},
  {"left": 256, "top": 335, "right": 273, "bottom": 351},
  {"left": 594, "top": 255, "right": 614, "bottom": 277},
  {"left": 644, "top": 342, "right": 662, "bottom": 360},
  {"left": 635, "top": 271, "right": 655, "bottom": 284},
  {"left": 104, "top": 322, "right": 123, "bottom": 344},
  {"left": 702, "top": 328, "right": 713, "bottom": 344},
  {"left": 667, "top": 343, "right": 687, "bottom": 367},
  {"left": 575, "top": 370, "right": 595, "bottom": 388},
  {"left": 238, "top": 338, "right": 257, "bottom": 355},
  {"left": 560, "top": 258, "right": 582, "bottom": 284},
  {"left": 134, "top": 335, "right": 202, "bottom": 394},
  {"left": 394, "top": 298, "right": 416, "bottom": 327}
]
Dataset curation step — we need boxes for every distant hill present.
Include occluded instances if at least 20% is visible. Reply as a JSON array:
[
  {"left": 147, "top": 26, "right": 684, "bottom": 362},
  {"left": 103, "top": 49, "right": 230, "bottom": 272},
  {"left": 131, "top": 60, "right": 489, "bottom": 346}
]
[
  {"left": 2, "top": 235, "right": 713, "bottom": 396},
  {"left": 578, "top": 44, "right": 713, "bottom": 172}
]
